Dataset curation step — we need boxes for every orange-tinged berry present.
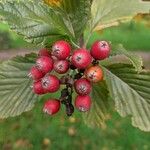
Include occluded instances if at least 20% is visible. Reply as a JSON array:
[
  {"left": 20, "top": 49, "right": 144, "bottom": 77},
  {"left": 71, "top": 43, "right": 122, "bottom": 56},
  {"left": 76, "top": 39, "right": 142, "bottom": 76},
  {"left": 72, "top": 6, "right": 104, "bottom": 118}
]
[{"left": 85, "top": 66, "right": 103, "bottom": 83}]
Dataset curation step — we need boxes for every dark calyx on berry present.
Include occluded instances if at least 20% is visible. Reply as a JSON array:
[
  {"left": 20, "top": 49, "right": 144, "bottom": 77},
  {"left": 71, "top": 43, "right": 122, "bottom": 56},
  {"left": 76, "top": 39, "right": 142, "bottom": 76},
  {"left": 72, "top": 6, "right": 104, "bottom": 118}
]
[
  {"left": 52, "top": 40, "right": 71, "bottom": 60},
  {"left": 74, "top": 78, "right": 92, "bottom": 96},
  {"left": 91, "top": 40, "right": 111, "bottom": 60},
  {"left": 71, "top": 49, "right": 92, "bottom": 69},
  {"left": 42, "top": 75, "right": 60, "bottom": 93},
  {"left": 54, "top": 60, "right": 69, "bottom": 74},
  {"left": 85, "top": 66, "right": 103, "bottom": 83}
]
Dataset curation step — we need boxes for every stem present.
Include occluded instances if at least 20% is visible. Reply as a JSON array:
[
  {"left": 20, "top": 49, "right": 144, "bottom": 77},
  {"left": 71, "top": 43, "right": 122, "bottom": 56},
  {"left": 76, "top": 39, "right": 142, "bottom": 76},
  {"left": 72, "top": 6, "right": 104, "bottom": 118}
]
[
  {"left": 85, "top": 20, "right": 94, "bottom": 48},
  {"left": 79, "top": 34, "right": 85, "bottom": 48},
  {"left": 84, "top": 31, "right": 93, "bottom": 48},
  {"left": 70, "top": 39, "right": 80, "bottom": 49}
]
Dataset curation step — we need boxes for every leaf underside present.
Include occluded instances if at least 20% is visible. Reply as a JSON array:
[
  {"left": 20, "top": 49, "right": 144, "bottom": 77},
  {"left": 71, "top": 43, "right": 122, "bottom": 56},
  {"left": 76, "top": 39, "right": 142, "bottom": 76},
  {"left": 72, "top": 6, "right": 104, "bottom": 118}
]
[
  {"left": 104, "top": 64, "right": 150, "bottom": 131},
  {"left": 0, "top": 0, "right": 71, "bottom": 45},
  {"left": 111, "top": 44, "right": 143, "bottom": 72},
  {"left": 91, "top": 0, "right": 150, "bottom": 31},
  {"left": 0, "top": 0, "right": 91, "bottom": 46},
  {"left": 0, "top": 54, "right": 38, "bottom": 118},
  {"left": 61, "top": 0, "right": 91, "bottom": 40}
]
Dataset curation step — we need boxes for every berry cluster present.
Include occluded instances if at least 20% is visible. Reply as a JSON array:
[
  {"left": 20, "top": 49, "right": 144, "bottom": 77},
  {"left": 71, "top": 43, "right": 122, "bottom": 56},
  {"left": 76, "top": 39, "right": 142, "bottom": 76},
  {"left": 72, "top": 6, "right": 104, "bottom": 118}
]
[{"left": 29, "top": 40, "right": 111, "bottom": 116}]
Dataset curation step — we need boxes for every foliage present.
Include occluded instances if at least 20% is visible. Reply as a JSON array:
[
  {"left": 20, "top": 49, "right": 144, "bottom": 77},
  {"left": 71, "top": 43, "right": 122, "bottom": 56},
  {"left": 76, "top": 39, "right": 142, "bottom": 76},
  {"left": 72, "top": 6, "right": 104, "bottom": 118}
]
[
  {"left": 0, "top": 53, "right": 38, "bottom": 118},
  {"left": 83, "top": 81, "right": 110, "bottom": 128},
  {"left": 104, "top": 63, "right": 150, "bottom": 131},
  {"left": 90, "top": 0, "right": 150, "bottom": 31},
  {"left": 111, "top": 44, "right": 143, "bottom": 72},
  {"left": 0, "top": 30, "right": 12, "bottom": 49},
  {"left": 0, "top": 0, "right": 150, "bottom": 131}
]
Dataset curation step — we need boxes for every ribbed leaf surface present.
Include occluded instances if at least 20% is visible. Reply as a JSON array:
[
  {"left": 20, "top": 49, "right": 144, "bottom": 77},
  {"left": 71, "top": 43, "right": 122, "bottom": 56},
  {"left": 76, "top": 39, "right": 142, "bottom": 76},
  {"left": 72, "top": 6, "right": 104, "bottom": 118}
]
[
  {"left": 104, "top": 64, "right": 150, "bottom": 131},
  {"left": 0, "top": 54, "right": 38, "bottom": 118},
  {"left": 61, "top": 0, "right": 91, "bottom": 39},
  {"left": 0, "top": 0, "right": 71, "bottom": 45},
  {"left": 83, "top": 82, "right": 110, "bottom": 128},
  {"left": 91, "top": 0, "right": 150, "bottom": 30},
  {"left": 112, "top": 44, "right": 143, "bottom": 72}
]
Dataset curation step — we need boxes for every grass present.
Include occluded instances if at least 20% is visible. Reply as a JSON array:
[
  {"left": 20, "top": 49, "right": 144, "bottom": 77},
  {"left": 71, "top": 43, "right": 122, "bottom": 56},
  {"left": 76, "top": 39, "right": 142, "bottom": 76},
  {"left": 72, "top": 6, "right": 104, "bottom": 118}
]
[
  {"left": 0, "top": 100, "right": 150, "bottom": 150},
  {"left": 0, "top": 22, "right": 150, "bottom": 149}
]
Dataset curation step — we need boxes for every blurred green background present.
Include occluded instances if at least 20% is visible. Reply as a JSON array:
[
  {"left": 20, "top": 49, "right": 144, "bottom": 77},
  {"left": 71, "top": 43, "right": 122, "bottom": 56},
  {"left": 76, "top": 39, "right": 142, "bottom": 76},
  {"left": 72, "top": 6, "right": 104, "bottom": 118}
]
[{"left": 0, "top": 20, "right": 150, "bottom": 150}]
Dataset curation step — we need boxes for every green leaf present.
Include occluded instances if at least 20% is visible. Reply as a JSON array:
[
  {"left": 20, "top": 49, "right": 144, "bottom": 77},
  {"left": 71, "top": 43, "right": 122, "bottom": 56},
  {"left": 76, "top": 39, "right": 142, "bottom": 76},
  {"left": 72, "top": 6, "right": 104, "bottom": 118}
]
[
  {"left": 0, "top": 53, "right": 38, "bottom": 118},
  {"left": 61, "top": 0, "right": 91, "bottom": 40},
  {"left": 111, "top": 44, "right": 143, "bottom": 72},
  {"left": 83, "top": 81, "right": 110, "bottom": 128},
  {"left": 0, "top": 0, "right": 73, "bottom": 45},
  {"left": 103, "top": 63, "right": 150, "bottom": 131},
  {"left": 0, "top": 0, "right": 91, "bottom": 46},
  {"left": 91, "top": 0, "right": 150, "bottom": 31}
]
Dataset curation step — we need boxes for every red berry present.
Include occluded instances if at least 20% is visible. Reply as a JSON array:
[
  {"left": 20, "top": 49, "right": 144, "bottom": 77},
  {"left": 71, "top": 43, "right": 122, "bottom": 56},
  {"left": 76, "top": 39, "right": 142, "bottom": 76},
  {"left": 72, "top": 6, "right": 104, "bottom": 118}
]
[
  {"left": 71, "top": 49, "right": 92, "bottom": 69},
  {"left": 75, "top": 95, "right": 92, "bottom": 112},
  {"left": 74, "top": 78, "right": 92, "bottom": 95},
  {"left": 38, "top": 48, "right": 51, "bottom": 57},
  {"left": 36, "top": 56, "right": 53, "bottom": 74},
  {"left": 85, "top": 66, "right": 103, "bottom": 83},
  {"left": 29, "top": 66, "right": 44, "bottom": 80},
  {"left": 54, "top": 60, "right": 69, "bottom": 74},
  {"left": 43, "top": 99, "right": 60, "bottom": 115},
  {"left": 52, "top": 40, "right": 71, "bottom": 60},
  {"left": 33, "top": 80, "right": 46, "bottom": 95},
  {"left": 42, "top": 75, "right": 60, "bottom": 93},
  {"left": 91, "top": 40, "right": 111, "bottom": 60}
]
